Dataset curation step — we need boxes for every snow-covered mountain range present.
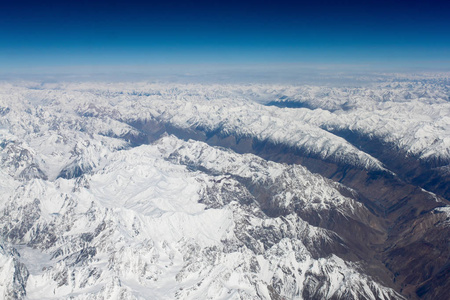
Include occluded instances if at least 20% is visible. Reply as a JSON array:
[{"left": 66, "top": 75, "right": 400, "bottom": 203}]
[{"left": 0, "top": 74, "right": 449, "bottom": 299}]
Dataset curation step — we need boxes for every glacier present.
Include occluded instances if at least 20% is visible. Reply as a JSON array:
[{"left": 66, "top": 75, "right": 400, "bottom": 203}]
[{"left": 0, "top": 74, "right": 449, "bottom": 299}]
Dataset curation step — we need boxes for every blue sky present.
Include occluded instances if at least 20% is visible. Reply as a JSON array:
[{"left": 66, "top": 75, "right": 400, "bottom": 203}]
[{"left": 1, "top": 0, "right": 449, "bottom": 73}]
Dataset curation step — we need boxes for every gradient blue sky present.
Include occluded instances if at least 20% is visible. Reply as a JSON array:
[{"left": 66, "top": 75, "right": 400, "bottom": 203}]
[{"left": 1, "top": 0, "right": 449, "bottom": 73}]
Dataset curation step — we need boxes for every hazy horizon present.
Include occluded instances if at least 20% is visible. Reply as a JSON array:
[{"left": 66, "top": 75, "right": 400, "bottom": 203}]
[{"left": 1, "top": 0, "right": 449, "bottom": 77}]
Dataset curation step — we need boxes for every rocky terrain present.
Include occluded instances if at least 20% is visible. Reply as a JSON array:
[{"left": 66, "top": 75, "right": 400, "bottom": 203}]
[{"left": 0, "top": 74, "right": 449, "bottom": 299}]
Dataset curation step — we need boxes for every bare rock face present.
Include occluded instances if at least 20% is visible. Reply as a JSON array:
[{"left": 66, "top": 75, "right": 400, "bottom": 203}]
[
  {"left": 0, "top": 77, "right": 448, "bottom": 299},
  {"left": 0, "top": 242, "right": 29, "bottom": 300}
]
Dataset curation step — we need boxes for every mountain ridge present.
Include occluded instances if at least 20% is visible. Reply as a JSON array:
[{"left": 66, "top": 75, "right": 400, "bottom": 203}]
[{"left": 0, "top": 77, "right": 449, "bottom": 299}]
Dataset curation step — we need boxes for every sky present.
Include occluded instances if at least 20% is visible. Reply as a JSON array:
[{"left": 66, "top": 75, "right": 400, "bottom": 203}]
[{"left": 0, "top": 0, "right": 449, "bottom": 75}]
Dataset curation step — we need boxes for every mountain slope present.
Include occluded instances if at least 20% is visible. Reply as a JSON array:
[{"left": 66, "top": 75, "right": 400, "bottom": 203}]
[{"left": 0, "top": 76, "right": 449, "bottom": 299}]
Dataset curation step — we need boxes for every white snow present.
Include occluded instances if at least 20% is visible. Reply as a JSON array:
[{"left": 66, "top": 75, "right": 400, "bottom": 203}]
[{"left": 2, "top": 77, "right": 445, "bottom": 299}]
